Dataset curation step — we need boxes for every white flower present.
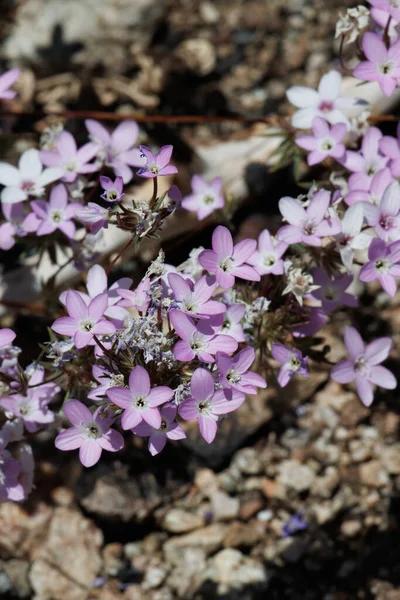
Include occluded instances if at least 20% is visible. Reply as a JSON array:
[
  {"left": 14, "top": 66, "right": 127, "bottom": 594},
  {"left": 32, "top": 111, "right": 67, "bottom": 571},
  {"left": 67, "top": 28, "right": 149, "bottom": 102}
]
[
  {"left": 335, "top": 6, "right": 369, "bottom": 45},
  {"left": 0, "top": 149, "right": 63, "bottom": 204},
  {"left": 335, "top": 203, "right": 372, "bottom": 270},
  {"left": 283, "top": 268, "right": 319, "bottom": 305},
  {"left": 286, "top": 70, "right": 362, "bottom": 129}
]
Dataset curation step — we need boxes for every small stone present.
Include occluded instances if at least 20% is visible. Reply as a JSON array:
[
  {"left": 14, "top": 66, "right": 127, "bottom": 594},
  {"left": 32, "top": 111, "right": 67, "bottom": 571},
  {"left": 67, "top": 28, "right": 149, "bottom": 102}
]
[
  {"left": 382, "top": 446, "right": 400, "bottom": 475},
  {"left": 0, "top": 559, "right": 30, "bottom": 598},
  {"left": 175, "top": 39, "right": 216, "bottom": 76},
  {"left": 211, "top": 491, "right": 240, "bottom": 522},
  {"left": 360, "top": 460, "right": 390, "bottom": 488},
  {"left": 51, "top": 486, "right": 75, "bottom": 507},
  {"left": 163, "top": 524, "right": 228, "bottom": 565},
  {"left": 239, "top": 494, "right": 264, "bottom": 520},
  {"left": 257, "top": 509, "right": 273, "bottom": 522},
  {"left": 204, "top": 548, "right": 270, "bottom": 595},
  {"left": 278, "top": 460, "right": 315, "bottom": 492},
  {"left": 195, "top": 469, "right": 219, "bottom": 495},
  {"left": 142, "top": 567, "right": 167, "bottom": 590},
  {"left": 199, "top": 1, "right": 220, "bottom": 23},
  {"left": 310, "top": 467, "right": 340, "bottom": 498},
  {"left": 103, "top": 543, "right": 124, "bottom": 576},
  {"left": 262, "top": 478, "right": 285, "bottom": 499},
  {"left": 162, "top": 508, "right": 204, "bottom": 533},
  {"left": 340, "top": 520, "right": 362, "bottom": 537},
  {"left": 223, "top": 520, "right": 264, "bottom": 548},
  {"left": 232, "top": 447, "right": 263, "bottom": 475}
]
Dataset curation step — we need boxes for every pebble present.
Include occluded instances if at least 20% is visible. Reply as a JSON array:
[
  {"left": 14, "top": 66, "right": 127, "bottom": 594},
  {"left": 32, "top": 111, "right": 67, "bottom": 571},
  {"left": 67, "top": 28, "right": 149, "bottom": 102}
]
[
  {"left": 360, "top": 461, "right": 390, "bottom": 488},
  {"left": 278, "top": 460, "right": 315, "bottom": 492},
  {"left": 162, "top": 509, "right": 204, "bottom": 533},
  {"left": 211, "top": 491, "right": 240, "bottom": 522}
]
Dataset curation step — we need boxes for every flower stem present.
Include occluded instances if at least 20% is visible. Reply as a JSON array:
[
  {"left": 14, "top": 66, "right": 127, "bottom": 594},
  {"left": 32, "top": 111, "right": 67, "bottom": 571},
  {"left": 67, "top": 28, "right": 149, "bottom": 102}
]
[{"left": 106, "top": 237, "right": 134, "bottom": 276}]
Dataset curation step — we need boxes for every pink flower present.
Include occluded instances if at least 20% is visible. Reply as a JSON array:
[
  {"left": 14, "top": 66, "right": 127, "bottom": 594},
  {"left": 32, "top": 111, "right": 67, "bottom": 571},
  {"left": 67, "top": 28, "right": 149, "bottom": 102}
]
[
  {"left": 296, "top": 117, "right": 347, "bottom": 165},
  {"left": 132, "top": 403, "right": 186, "bottom": 455},
  {"left": 0, "top": 68, "right": 20, "bottom": 100},
  {"left": 271, "top": 344, "right": 309, "bottom": 387},
  {"left": 168, "top": 273, "right": 226, "bottom": 318},
  {"left": 331, "top": 326, "right": 396, "bottom": 406},
  {"left": 216, "top": 347, "right": 267, "bottom": 394},
  {"left": 311, "top": 268, "right": 357, "bottom": 312},
  {"left": 100, "top": 175, "right": 124, "bottom": 202},
  {"left": 170, "top": 310, "right": 238, "bottom": 363},
  {"left": 117, "top": 279, "right": 151, "bottom": 314},
  {"left": 363, "top": 180, "right": 400, "bottom": 242},
  {"left": 181, "top": 175, "right": 224, "bottom": 220},
  {"left": 52, "top": 291, "right": 116, "bottom": 349},
  {"left": 107, "top": 365, "right": 174, "bottom": 430},
  {"left": 380, "top": 123, "right": 400, "bottom": 176},
  {"left": 277, "top": 190, "right": 341, "bottom": 247},
  {"left": 359, "top": 238, "right": 400, "bottom": 297},
  {"left": 339, "top": 127, "right": 389, "bottom": 189},
  {"left": 247, "top": 229, "right": 287, "bottom": 276},
  {"left": 0, "top": 202, "right": 40, "bottom": 250},
  {"left": 0, "top": 148, "right": 63, "bottom": 204},
  {"left": 85, "top": 120, "right": 144, "bottom": 184},
  {"left": 219, "top": 304, "right": 246, "bottom": 342},
  {"left": 30, "top": 183, "right": 80, "bottom": 238},
  {"left": 40, "top": 131, "right": 100, "bottom": 183},
  {"left": 55, "top": 399, "right": 124, "bottom": 467},
  {"left": 369, "top": 0, "right": 400, "bottom": 22},
  {"left": 137, "top": 145, "right": 178, "bottom": 178},
  {"left": 198, "top": 226, "right": 260, "bottom": 289},
  {"left": 75, "top": 202, "right": 112, "bottom": 234},
  {"left": 344, "top": 167, "right": 393, "bottom": 206},
  {"left": 0, "top": 328, "right": 15, "bottom": 349},
  {"left": 178, "top": 368, "right": 245, "bottom": 443},
  {"left": 59, "top": 265, "right": 132, "bottom": 324},
  {"left": 354, "top": 32, "right": 400, "bottom": 96}
]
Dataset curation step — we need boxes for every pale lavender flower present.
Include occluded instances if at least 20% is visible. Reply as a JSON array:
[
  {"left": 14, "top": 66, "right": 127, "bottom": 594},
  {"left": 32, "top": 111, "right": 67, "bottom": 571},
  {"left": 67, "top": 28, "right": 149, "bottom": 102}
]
[
  {"left": 117, "top": 279, "right": 151, "bottom": 314},
  {"left": 137, "top": 145, "right": 178, "bottom": 178},
  {"left": 339, "top": 127, "right": 389, "bottom": 189},
  {"left": 40, "top": 131, "right": 100, "bottom": 183},
  {"left": 52, "top": 291, "right": 116, "bottom": 349},
  {"left": 85, "top": 119, "right": 144, "bottom": 183},
  {"left": 59, "top": 265, "right": 132, "bottom": 324},
  {"left": 55, "top": 399, "right": 124, "bottom": 467},
  {"left": 362, "top": 180, "right": 400, "bottom": 242},
  {"left": 247, "top": 229, "right": 287, "bottom": 276},
  {"left": 0, "top": 328, "right": 15, "bottom": 349},
  {"left": 107, "top": 365, "right": 174, "bottom": 430},
  {"left": 0, "top": 365, "right": 59, "bottom": 433},
  {"left": 369, "top": 0, "right": 400, "bottom": 22},
  {"left": 311, "top": 268, "right": 357, "bottom": 312},
  {"left": 30, "top": 183, "right": 80, "bottom": 238},
  {"left": 344, "top": 167, "right": 393, "bottom": 206},
  {"left": 168, "top": 273, "right": 226, "bottom": 318},
  {"left": 216, "top": 347, "right": 267, "bottom": 394},
  {"left": 0, "top": 428, "right": 24, "bottom": 502},
  {"left": 170, "top": 310, "right": 238, "bottom": 363},
  {"left": 219, "top": 304, "right": 246, "bottom": 342},
  {"left": 0, "top": 68, "right": 20, "bottom": 100},
  {"left": 0, "top": 148, "right": 63, "bottom": 204},
  {"left": 271, "top": 344, "right": 309, "bottom": 387},
  {"left": 286, "top": 70, "right": 359, "bottom": 129},
  {"left": 132, "top": 403, "right": 186, "bottom": 455},
  {"left": 100, "top": 175, "right": 124, "bottom": 202},
  {"left": 178, "top": 368, "right": 245, "bottom": 443},
  {"left": 198, "top": 226, "right": 260, "bottom": 289},
  {"left": 0, "top": 202, "right": 40, "bottom": 250},
  {"left": 278, "top": 190, "right": 341, "bottom": 247},
  {"left": 353, "top": 32, "right": 400, "bottom": 96},
  {"left": 75, "top": 202, "right": 112, "bottom": 234},
  {"left": 331, "top": 326, "right": 396, "bottom": 406},
  {"left": 296, "top": 117, "right": 347, "bottom": 165},
  {"left": 359, "top": 238, "right": 400, "bottom": 297},
  {"left": 181, "top": 175, "right": 224, "bottom": 220}
]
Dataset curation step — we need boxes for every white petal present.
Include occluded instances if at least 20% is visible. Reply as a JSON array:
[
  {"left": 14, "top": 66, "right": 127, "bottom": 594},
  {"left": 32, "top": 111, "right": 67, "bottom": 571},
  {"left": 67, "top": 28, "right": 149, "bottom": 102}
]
[
  {"left": 286, "top": 86, "right": 320, "bottom": 108},
  {"left": 0, "top": 163, "right": 20, "bottom": 186},
  {"left": 318, "top": 70, "right": 342, "bottom": 100},
  {"left": 18, "top": 149, "right": 42, "bottom": 178}
]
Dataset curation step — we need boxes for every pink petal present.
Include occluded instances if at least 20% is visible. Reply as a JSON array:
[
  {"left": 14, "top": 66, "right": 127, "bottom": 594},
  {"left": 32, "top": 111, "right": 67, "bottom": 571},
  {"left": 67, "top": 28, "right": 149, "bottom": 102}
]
[
  {"left": 121, "top": 407, "right": 142, "bottom": 430},
  {"left": 312, "top": 117, "right": 330, "bottom": 137},
  {"left": 76, "top": 142, "right": 100, "bottom": 165},
  {"left": 66, "top": 290, "right": 88, "bottom": 320},
  {"left": 156, "top": 145, "right": 173, "bottom": 169},
  {"left": 231, "top": 264, "right": 260, "bottom": 282},
  {"left": 141, "top": 407, "right": 161, "bottom": 429},
  {"left": 207, "top": 334, "right": 238, "bottom": 355},
  {"left": 307, "top": 190, "right": 330, "bottom": 222},
  {"left": 55, "top": 428, "right": 83, "bottom": 451},
  {"left": 168, "top": 273, "right": 191, "bottom": 300},
  {"left": 271, "top": 343, "right": 292, "bottom": 364},
  {"left": 344, "top": 326, "right": 365, "bottom": 359},
  {"left": 173, "top": 340, "right": 194, "bottom": 361},
  {"left": 98, "top": 429, "right": 124, "bottom": 452},
  {"left": 148, "top": 435, "right": 167, "bottom": 455},
  {"left": 279, "top": 197, "right": 307, "bottom": 225},
  {"left": 79, "top": 440, "right": 102, "bottom": 467},
  {"left": 198, "top": 250, "right": 218, "bottom": 273},
  {"left": 331, "top": 359, "right": 355, "bottom": 383},
  {"left": 362, "top": 32, "right": 387, "bottom": 62},
  {"left": 111, "top": 121, "right": 139, "bottom": 153},
  {"left": 212, "top": 226, "right": 233, "bottom": 259},
  {"left": 51, "top": 316, "right": 78, "bottom": 336},
  {"left": 128, "top": 365, "right": 151, "bottom": 397},
  {"left": 191, "top": 368, "right": 215, "bottom": 401},
  {"left": 232, "top": 239, "right": 257, "bottom": 265},
  {"left": 56, "top": 131, "right": 77, "bottom": 158},
  {"left": 64, "top": 399, "right": 92, "bottom": 425},
  {"left": 74, "top": 330, "right": 93, "bottom": 349},
  {"left": 91, "top": 320, "right": 116, "bottom": 335},
  {"left": 169, "top": 310, "right": 196, "bottom": 341},
  {"left": 233, "top": 347, "right": 256, "bottom": 372},
  {"left": 107, "top": 387, "right": 132, "bottom": 409},
  {"left": 178, "top": 399, "right": 199, "bottom": 421},
  {"left": 198, "top": 414, "right": 218, "bottom": 443},
  {"left": 88, "top": 293, "right": 108, "bottom": 321},
  {"left": 364, "top": 337, "right": 393, "bottom": 365},
  {"left": 49, "top": 183, "right": 68, "bottom": 209},
  {"left": 369, "top": 365, "right": 397, "bottom": 389},
  {"left": 147, "top": 386, "right": 174, "bottom": 407},
  {"left": 216, "top": 270, "right": 235, "bottom": 289},
  {"left": 85, "top": 119, "right": 111, "bottom": 145},
  {"left": 211, "top": 389, "right": 245, "bottom": 414},
  {"left": 355, "top": 374, "right": 374, "bottom": 407},
  {"left": 277, "top": 224, "right": 303, "bottom": 244}
]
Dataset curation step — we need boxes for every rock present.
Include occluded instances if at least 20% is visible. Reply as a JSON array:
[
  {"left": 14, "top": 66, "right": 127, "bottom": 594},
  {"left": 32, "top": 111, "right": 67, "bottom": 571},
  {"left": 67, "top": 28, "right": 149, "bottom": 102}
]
[
  {"left": 349, "top": 438, "right": 375, "bottom": 463},
  {"left": 166, "top": 547, "right": 207, "bottom": 598},
  {"left": 360, "top": 460, "right": 390, "bottom": 488},
  {"left": 0, "top": 559, "right": 30, "bottom": 598},
  {"left": 197, "top": 548, "right": 270, "bottom": 597},
  {"left": 231, "top": 448, "right": 263, "bottom": 475},
  {"left": 262, "top": 478, "right": 285, "bottom": 499},
  {"left": 103, "top": 543, "right": 125, "bottom": 576},
  {"left": 162, "top": 509, "right": 204, "bottom": 534},
  {"left": 340, "top": 520, "right": 362, "bottom": 537},
  {"left": 223, "top": 520, "right": 265, "bottom": 548},
  {"left": 142, "top": 567, "right": 167, "bottom": 591},
  {"left": 239, "top": 492, "right": 264, "bottom": 520},
  {"left": 163, "top": 524, "right": 228, "bottom": 566},
  {"left": 210, "top": 491, "right": 240, "bottom": 522},
  {"left": 310, "top": 467, "right": 340, "bottom": 498},
  {"left": 0, "top": 502, "right": 53, "bottom": 560},
  {"left": 382, "top": 446, "right": 400, "bottom": 475},
  {"left": 175, "top": 39, "right": 216, "bottom": 76},
  {"left": 278, "top": 460, "right": 315, "bottom": 492},
  {"left": 195, "top": 469, "right": 219, "bottom": 496},
  {"left": 29, "top": 507, "right": 103, "bottom": 600}
]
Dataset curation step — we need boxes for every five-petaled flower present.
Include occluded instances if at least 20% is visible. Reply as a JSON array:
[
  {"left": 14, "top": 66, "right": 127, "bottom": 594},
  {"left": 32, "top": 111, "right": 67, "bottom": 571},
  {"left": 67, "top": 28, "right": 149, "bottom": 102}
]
[
  {"left": 359, "top": 238, "right": 400, "bottom": 297},
  {"left": 296, "top": 117, "right": 347, "bottom": 165},
  {"left": 55, "top": 399, "right": 124, "bottom": 467},
  {"left": 136, "top": 145, "right": 178, "bottom": 178},
  {"left": 181, "top": 175, "right": 224, "bottom": 220},
  {"left": 271, "top": 344, "right": 309, "bottom": 387},
  {"left": 40, "top": 131, "right": 100, "bottom": 183},
  {"left": 30, "top": 183, "right": 80, "bottom": 238},
  {"left": 331, "top": 326, "right": 397, "bottom": 406},
  {"left": 132, "top": 403, "right": 186, "bottom": 456},
  {"left": 216, "top": 347, "right": 267, "bottom": 394},
  {"left": 353, "top": 32, "right": 400, "bottom": 97},
  {"left": 100, "top": 175, "right": 125, "bottom": 203}
]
